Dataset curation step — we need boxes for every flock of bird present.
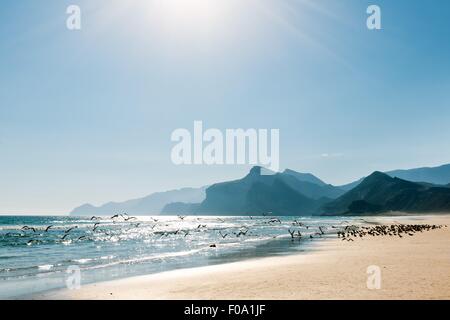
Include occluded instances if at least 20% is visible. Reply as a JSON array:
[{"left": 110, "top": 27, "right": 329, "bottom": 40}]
[
  {"left": 5, "top": 213, "right": 140, "bottom": 245},
  {"left": 2, "top": 214, "right": 447, "bottom": 248},
  {"left": 337, "top": 223, "right": 446, "bottom": 241}
]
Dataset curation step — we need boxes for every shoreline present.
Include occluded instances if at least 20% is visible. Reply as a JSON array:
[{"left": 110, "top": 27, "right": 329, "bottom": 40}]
[{"left": 32, "top": 215, "right": 450, "bottom": 300}]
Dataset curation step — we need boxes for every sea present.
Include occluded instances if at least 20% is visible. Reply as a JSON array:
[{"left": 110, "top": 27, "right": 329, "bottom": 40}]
[{"left": 0, "top": 215, "right": 356, "bottom": 299}]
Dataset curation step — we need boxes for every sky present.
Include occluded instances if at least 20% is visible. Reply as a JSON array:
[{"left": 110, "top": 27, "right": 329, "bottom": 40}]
[{"left": 1, "top": 0, "right": 450, "bottom": 214}]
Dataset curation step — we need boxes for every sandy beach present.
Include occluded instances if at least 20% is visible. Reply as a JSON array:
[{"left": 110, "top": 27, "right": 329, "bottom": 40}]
[{"left": 34, "top": 215, "right": 450, "bottom": 300}]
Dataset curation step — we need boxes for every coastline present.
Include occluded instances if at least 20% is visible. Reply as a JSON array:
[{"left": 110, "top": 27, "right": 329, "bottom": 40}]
[{"left": 32, "top": 215, "right": 450, "bottom": 300}]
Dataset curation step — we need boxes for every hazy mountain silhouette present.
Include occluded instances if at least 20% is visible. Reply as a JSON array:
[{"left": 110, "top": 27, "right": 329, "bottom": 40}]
[
  {"left": 164, "top": 166, "right": 342, "bottom": 215},
  {"left": 71, "top": 187, "right": 206, "bottom": 216},
  {"left": 72, "top": 163, "right": 450, "bottom": 216},
  {"left": 282, "top": 169, "right": 327, "bottom": 186},
  {"left": 387, "top": 164, "right": 450, "bottom": 185},
  {"left": 323, "top": 171, "right": 450, "bottom": 215},
  {"left": 340, "top": 163, "right": 450, "bottom": 190}
]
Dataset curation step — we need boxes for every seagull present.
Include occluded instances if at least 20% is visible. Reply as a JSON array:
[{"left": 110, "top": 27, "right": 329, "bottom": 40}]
[
  {"left": 236, "top": 228, "right": 249, "bottom": 237},
  {"left": 219, "top": 231, "right": 228, "bottom": 239},
  {"left": 217, "top": 218, "right": 225, "bottom": 223},
  {"left": 288, "top": 229, "right": 295, "bottom": 239},
  {"left": 121, "top": 214, "right": 136, "bottom": 221},
  {"left": 93, "top": 223, "right": 101, "bottom": 231},
  {"left": 178, "top": 215, "right": 186, "bottom": 221},
  {"left": 61, "top": 234, "right": 70, "bottom": 240},
  {"left": 318, "top": 226, "right": 325, "bottom": 235},
  {"left": 90, "top": 216, "right": 100, "bottom": 220},
  {"left": 44, "top": 225, "right": 53, "bottom": 232},
  {"left": 65, "top": 226, "right": 78, "bottom": 233},
  {"left": 111, "top": 214, "right": 120, "bottom": 219},
  {"left": 78, "top": 236, "right": 87, "bottom": 241},
  {"left": 22, "top": 226, "right": 36, "bottom": 232}
]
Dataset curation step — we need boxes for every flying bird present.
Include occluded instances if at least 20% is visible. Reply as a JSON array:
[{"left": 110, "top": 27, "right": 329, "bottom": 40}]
[
  {"left": 219, "top": 231, "right": 228, "bottom": 239},
  {"left": 288, "top": 229, "right": 296, "bottom": 239},
  {"left": 22, "top": 226, "right": 36, "bottom": 232},
  {"left": 61, "top": 234, "right": 70, "bottom": 240},
  {"left": 65, "top": 226, "right": 78, "bottom": 233},
  {"left": 121, "top": 214, "right": 136, "bottom": 221}
]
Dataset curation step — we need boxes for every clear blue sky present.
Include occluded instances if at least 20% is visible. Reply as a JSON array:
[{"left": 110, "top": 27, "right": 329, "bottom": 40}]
[{"left": 1, "top": 0, "right": 450, "bottom": 214}]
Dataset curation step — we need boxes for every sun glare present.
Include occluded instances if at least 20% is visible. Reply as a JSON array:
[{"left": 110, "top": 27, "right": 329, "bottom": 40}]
[{"left": 150, "top": 0, "right": 227, "bottom": 33}]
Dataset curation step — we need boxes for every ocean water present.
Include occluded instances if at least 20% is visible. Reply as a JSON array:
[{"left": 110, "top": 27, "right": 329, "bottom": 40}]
[{"left": 0, "top": 215, "right": 354, "bottom": 299}]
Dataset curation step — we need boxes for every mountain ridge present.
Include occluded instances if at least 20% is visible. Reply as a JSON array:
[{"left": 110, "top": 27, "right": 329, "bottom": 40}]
[
  {"left": 71, "top": 163, "right": 450, "bottom": 216},
  {"left": 323, "top": 171, "right": 450, "bottom": 215}
]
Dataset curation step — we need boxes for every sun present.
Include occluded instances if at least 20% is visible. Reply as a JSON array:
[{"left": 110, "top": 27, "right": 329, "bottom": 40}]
[{"left": 149, "top": 0, "right": 227, "bottom": 33}]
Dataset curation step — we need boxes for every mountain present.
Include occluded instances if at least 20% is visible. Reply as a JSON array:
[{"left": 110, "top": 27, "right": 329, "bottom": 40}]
[
  {"left": 323, "top": 171, "right": 450, "bottom": 215},
  {"left": 194, "top": 167, "right": 318, "bottom": 215},
  {"left": 339, "top": 179, "right": 364, "bottom": 191},
  {"left": 70, "top": 187, "right": 206, "bottom": 216},
  {"left": 387, "top": 164, "right": 450, "bottom": 185},
  {"left": 171, "top": 166, "right": 343, "bottom": 216},
  {"left": 161, "top": 202, "right": 200, "bottom": 215},
  {"left": 340, "top": 163, "right": 450, "bottom": 191},
  {"left": 282, "top": 169, "right": 327, "bottom": 186}
]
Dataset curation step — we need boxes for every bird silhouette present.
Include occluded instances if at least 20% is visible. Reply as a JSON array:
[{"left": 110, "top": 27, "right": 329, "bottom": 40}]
[
  {"left": 22, "top": 226, "right": 36, "bottom": 232},
  {"left": 65, "top": 226, "right": 78, "bottom": 234},
  {"left": 288, "top": 229, "right": 295, "bottom": 239},
  {"left": 219, "top": 231, "right": 228, "bottom": 239},
  {"left": 61, "top": 234, "right": 70, "bottom": 240}
]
